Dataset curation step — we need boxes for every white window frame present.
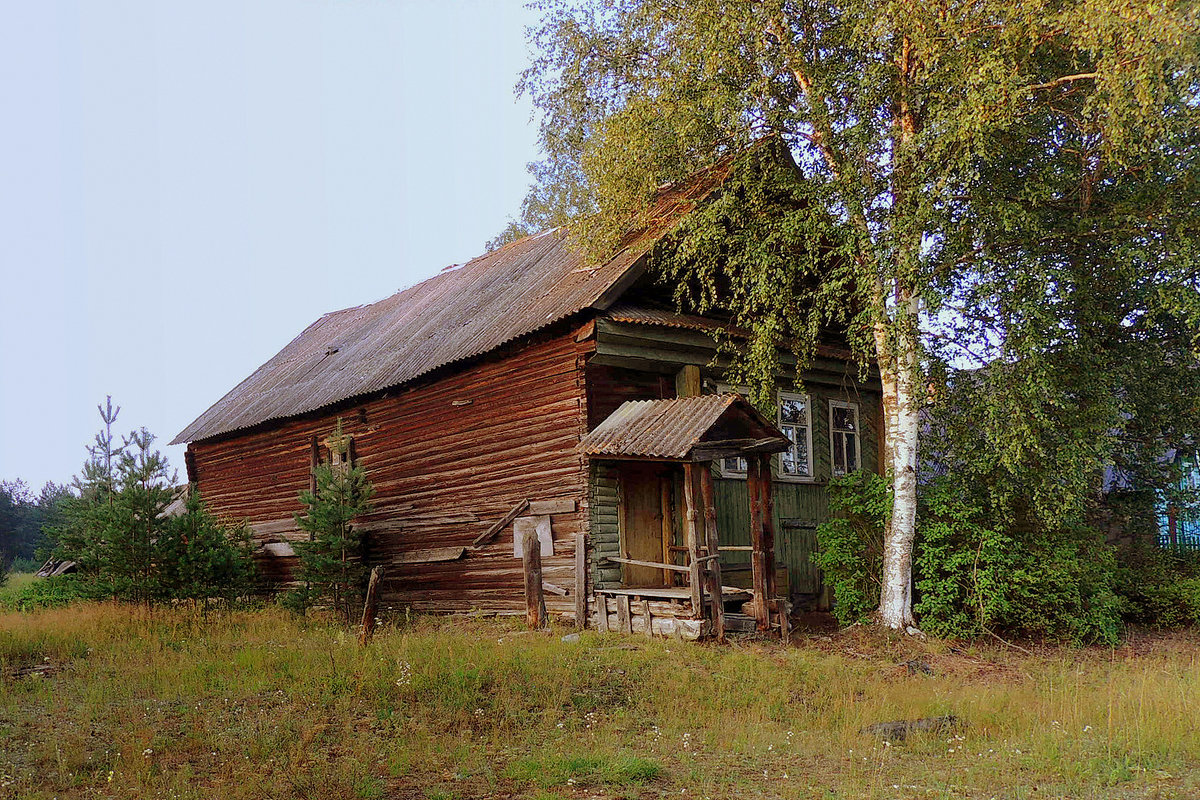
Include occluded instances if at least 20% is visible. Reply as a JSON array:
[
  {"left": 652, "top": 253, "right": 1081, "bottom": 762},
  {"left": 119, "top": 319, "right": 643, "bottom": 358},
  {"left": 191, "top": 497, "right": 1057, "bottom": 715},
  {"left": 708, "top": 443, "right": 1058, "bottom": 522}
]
[
  {"left": 713, "top": 384, "right": 814, "bottom": 482},
  {"left": 828, "top": 400, "right": 862, "bottom": 476},
  {"left": 776, "top": 390, "right": 815, "bottom": 483}
]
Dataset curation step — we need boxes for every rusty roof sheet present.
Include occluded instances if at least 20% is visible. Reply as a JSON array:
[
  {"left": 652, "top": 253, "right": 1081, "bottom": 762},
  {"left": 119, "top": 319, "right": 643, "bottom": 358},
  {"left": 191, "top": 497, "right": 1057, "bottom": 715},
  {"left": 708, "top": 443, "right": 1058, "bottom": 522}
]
[
  {"left": 173, "top": 161, "right": 738, "bottom": 445},
  {"left": 577, "top": 395, "right": 785, "bottom": 460}
]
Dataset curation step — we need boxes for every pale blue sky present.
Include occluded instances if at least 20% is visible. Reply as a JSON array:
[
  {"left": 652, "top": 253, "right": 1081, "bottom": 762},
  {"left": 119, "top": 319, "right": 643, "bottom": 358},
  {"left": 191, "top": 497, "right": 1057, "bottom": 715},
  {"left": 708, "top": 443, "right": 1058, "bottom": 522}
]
[{"left": 0, "top": 1, "right": 540, "bottom": 488}]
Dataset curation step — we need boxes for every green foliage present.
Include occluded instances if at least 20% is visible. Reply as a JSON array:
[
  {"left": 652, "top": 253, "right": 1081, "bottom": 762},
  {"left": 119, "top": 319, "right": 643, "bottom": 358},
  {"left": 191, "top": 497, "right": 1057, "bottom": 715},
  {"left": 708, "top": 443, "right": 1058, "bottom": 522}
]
[
  {"left": 157, "top": 491, "right": 259, "bottom": 608},
  {"left": 0, "top": 574, "right": 92, "bottom": 612},
  {"left": 814, "top": 472, "right": 890, "bottom": 625},
  {"left": 289, "top": 422, "right": 375, "bottom": 621},
  {"left": 1113, "top": 546, "right": 1200, "bottom": 628},
  {"left": 0, "top": 479, "right": 71, "bottom": 569},
  {"left": 914, "top": 478, "right": 1125, "bottom": 645},
  {"left": 52, "top": 398, "right": 256, "bottom": 608}
]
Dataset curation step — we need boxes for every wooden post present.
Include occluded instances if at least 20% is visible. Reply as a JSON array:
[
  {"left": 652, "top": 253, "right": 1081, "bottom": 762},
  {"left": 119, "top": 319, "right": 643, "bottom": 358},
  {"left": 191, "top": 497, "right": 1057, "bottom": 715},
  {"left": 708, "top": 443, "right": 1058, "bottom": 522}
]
[
  {"left": 681, "top": 463, "right": 704, "bottom": 617},
  {"left": 522, "top": 528, "right": 547, "bottom": 629},
  {"left": 676, "top": 364, "right": 702, "bottom": 398},
  {"left": 747, "top": 457, "right": 770, "bottom": 632},
  {"left": 698, "top": 464, "right": 725, "bottom": 641},
  {"left": 759, "top": 453, "right": 779, "bottom": 606},
  {"left": 615, "top": 595, "right": 632, "bottom": 634},
  {"left": 358, "top": 566, "right": 386, "bottom": 645},
  {"left": 641, "top": 598, "right": 653, "bottom": 637},
  {"left": 660, "top": 477, "right": 674, "bottom": 586},
  {"left": 595, "top": 592, "right": 609, "bottom": 632},
  {"left": 574, "top": 533, "right": 588, "bottom": 629}
]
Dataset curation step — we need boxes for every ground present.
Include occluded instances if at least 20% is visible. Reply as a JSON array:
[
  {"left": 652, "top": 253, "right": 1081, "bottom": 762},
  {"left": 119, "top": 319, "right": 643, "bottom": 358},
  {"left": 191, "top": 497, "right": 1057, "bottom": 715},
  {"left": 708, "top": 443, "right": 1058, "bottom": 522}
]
[{"left": 1, "top": 582, "right": 1198, "bottom": 799}]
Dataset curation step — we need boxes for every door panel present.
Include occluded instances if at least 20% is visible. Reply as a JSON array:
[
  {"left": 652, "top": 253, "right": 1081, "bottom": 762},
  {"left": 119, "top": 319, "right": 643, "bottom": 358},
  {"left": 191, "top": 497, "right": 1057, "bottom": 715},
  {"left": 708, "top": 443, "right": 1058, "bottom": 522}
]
[{"left": 619, "top": 463, "right": 668, "bottom": 587}]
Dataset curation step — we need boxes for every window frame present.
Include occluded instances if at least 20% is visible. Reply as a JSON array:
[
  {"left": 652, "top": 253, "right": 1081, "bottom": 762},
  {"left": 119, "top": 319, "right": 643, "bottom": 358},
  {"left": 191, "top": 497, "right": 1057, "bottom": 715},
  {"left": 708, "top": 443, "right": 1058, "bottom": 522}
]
[
  {"left": 776, "top": 390, "right": 816, "bottom": 483},
  {"left": 828, "top": 399, "right": 861, "bottom": 477},
  {"left": 713, "top": 384, "right": 815, "bottom": 483}
]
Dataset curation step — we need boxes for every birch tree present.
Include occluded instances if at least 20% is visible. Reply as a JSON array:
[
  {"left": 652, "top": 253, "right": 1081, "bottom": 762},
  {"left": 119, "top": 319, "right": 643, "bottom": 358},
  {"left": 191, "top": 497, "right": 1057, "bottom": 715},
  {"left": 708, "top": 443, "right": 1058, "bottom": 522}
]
[{"left": 512, "top": 0, "right": 1200, "bottom": 630}]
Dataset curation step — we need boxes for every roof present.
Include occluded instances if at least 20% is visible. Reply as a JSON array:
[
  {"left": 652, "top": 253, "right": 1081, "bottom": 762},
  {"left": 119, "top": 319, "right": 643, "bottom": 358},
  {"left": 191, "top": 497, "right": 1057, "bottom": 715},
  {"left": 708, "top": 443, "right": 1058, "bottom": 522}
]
[
  {"left": 172, "top": 163, "right": 737, "bottom": 445},
  {"left": 577, "top": 394, "right": 789, "bottom": 461}
]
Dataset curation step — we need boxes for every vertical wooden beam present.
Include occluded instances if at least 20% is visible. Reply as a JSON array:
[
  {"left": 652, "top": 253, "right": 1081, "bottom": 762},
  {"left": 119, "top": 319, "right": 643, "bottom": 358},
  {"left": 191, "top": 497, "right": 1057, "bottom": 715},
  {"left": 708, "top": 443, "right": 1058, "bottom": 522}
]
[
  {"left": 358, "top": 566, "right": 386, "bottom": 646},
  {"left": 681, "top": 463, "right": 704, "bottom": 617},
  {"left": 595, "top": 592, "right": 609, "bottom": 632},
  {"left": 698, "top": 464, "right": 725, "bottom": 641},
  {"left": 522, "top": 528, "right": 547, "bottom": 629},
  {"left": 747, "top": 457, "right": 770, "bottom": 633},
  {"left": 676, "top": 364, "right": 701, "bottom": 398},
  {"left": 660, "top": 477, "right": 673, "bottom": 586},
  {"left": 641, "top": 598, "right": 653, "bottom": 637},
  {"left": 574, "top": 533, "right": 587, "bottom": 629},
  {"left": 615, "top": 595, "right": 632, "bottom": 634},
  {"left": 759, "top": 454, "right": 779, "bottom": 603}
]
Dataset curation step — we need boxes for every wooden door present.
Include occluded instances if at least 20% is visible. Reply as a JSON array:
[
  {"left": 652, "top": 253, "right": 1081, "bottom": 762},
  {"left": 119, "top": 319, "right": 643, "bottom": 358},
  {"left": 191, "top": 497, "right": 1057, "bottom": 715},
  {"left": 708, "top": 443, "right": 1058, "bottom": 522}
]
[{"left": 619, "top": 463, "right": 669, "bottom": 587}]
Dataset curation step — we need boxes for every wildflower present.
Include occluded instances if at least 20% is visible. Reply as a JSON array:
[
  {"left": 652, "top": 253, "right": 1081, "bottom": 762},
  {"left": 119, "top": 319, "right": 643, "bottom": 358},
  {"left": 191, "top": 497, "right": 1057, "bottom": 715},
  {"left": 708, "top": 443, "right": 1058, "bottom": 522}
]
[{"left": 143, "top": 749, "right": 153, "bottom": 757}]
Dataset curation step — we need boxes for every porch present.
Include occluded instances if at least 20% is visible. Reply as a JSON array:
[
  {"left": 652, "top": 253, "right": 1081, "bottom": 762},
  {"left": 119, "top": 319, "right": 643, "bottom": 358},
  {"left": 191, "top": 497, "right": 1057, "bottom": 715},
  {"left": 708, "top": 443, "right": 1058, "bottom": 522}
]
[{"left": 579, "top": 395, "right": 793, "bottom": 640}]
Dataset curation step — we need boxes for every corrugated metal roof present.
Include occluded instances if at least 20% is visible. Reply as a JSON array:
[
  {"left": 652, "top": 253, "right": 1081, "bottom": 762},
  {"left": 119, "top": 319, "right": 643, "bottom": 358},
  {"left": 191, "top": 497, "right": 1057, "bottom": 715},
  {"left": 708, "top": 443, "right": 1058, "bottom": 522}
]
[
  {"left": 577, "top": 395, "right": 785, "bottom": 460},
  {"left": 172, "top": 163, "right": 737, "bottom": 445}
]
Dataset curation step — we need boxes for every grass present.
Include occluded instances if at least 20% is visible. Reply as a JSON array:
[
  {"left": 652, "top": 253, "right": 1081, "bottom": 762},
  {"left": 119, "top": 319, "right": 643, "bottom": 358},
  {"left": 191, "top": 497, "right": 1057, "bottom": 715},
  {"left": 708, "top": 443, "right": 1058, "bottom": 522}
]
[{"left": 1, "top": 594, "right": 1199, "bottom": 799}]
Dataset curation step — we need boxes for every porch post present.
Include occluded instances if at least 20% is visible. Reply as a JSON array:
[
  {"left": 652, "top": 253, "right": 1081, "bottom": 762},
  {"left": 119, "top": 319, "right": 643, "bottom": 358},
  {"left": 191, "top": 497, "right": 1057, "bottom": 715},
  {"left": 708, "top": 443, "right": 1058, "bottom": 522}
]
[
  {"left": 759, "top": 454, "right": 779, "bottom": 601},
  {"left": 698, "top": 464, "right": 725, "bottom": 641},
  {"left": 747, "top": 457, "right": 770, "bottom": 632},
  {"left": 681, "top": 463, "right": 704, "bottom": 616}
]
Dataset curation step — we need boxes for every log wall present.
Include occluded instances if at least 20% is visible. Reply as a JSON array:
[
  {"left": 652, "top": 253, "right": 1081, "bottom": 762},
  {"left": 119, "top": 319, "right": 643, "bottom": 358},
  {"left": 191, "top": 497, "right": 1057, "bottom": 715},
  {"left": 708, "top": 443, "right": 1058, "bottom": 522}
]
[{"left": 188, "top": 324, "right": 595, "bottom": 616}]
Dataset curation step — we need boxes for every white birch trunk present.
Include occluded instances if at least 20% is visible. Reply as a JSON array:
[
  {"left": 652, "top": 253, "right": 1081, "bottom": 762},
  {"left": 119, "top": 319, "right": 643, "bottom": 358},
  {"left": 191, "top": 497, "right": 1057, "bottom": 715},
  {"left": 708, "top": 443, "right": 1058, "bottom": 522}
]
[{"left": 875, "top": 302, "right": 920, "bottom": 630}]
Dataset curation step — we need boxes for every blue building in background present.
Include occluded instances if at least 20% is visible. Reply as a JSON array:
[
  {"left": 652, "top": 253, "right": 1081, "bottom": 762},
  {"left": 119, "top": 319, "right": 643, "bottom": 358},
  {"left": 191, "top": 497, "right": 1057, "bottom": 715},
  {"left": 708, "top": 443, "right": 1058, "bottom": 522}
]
[{"left": 1160, "top": 451, "right": 1200, "bottom": 549}]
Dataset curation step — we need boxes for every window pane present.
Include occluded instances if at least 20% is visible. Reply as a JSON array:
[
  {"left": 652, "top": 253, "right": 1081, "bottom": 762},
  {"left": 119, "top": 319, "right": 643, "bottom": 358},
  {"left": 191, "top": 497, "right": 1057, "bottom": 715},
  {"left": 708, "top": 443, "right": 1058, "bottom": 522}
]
[
  {"left": 833, "top": 406, "right": 857, "bottom": 432},
  {"left": 845, "top": 433, "right": 857, "bottom": 471},
  {"left": 833, "top": 433, "right": 847, "bottom": 474},
  {"left": 780, "top": 397, "right": 806, "bottom": 424},
  {"left": 795, "top": 435, "right": 809, "bottom": 476},
  {"left": 724, "top": 456, "right": 746, "bottom": 473},
  {"left": 781, "top": 447, "right": 796, "bottom": 474}
]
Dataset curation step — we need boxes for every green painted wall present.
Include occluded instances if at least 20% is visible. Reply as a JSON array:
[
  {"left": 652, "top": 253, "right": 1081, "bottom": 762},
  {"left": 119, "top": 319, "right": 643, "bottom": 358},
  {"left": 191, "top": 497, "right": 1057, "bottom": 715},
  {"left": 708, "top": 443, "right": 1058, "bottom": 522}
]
[{"left": 715, "top": 386, "right": 881, "bottom": 596}]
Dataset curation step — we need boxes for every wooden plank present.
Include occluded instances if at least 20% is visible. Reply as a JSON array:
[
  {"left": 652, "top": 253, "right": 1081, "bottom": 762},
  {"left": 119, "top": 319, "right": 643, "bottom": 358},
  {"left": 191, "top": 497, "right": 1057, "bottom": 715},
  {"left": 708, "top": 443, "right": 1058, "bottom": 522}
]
[
  {"left": 595, "top": 591, "right": 609, "bottom": 632},
  {"left": 604, "top": 556, "right": 690, "bottom": 574},
  {"left": 676, "top": 364, "right": 702, "bottom": 398},
  {"left": 699, "top": 465, "right": 725, "bottom": 641},
  {"left": 574, "top": 533, "right": 587, "bottom": 629},
  {"left": 542, "top": 582, "right": 568, "bottom": 596},
  {"left": 512, "top": 515, "right": 553, "bottom": 558},
  {"left": 747, "top": 456, "right": 770, "bottom": 633},
  {"left": 660, "top": 477, "right": 673, "bottom": 586},
  {"left": 615, "top": 595, "right": 632, "bottom": 634},
  {"left": 358, "top": 566, "right": 386, "bottom": 645},
  {"left": 522, "top": 527, "right": 547, "bottom": 629},
  {"left": 759, "top": 454, "right": 779, "bottom": 606},
  {"left": 472, "top": 498, "right": 530, "bottom": 547},
  {"left": 681, "top": 463, "right": 704, "bottom": 615},
  {"left": 529, "top": 498, "right": 577, "bottom": 515},
  {"left": 393, "top": 546, "right": 466, "bottom": 564},
  {"left": 641, "top": 598, "right": 653, "bottom": 638}
]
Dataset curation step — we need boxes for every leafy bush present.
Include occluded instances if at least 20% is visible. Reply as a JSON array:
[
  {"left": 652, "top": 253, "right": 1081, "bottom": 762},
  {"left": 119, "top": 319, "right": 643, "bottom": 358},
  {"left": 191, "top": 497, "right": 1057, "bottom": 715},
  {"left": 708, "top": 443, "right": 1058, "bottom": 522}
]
[
  {"left": 1114, "top": 546, "right": 1200, "bottom": 628},
  {"left": 8, "top": 557, "right": 43, "bottom": 574},
  {"left": 913, "top": 477, "right": 1124, "bottom": 645},
  {"left": 814, "top": 472, "right": 890, "bottom": 625},
  {"left": 1, "top": 574, "right": 93, "bottom": 611}
]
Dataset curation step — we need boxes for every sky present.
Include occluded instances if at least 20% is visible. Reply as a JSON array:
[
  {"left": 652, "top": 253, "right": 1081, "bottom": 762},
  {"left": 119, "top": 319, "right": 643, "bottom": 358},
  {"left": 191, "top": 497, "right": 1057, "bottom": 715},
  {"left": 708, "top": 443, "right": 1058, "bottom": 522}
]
[{"left": 0, "top": 0, "right": 541, "bottom": 489}]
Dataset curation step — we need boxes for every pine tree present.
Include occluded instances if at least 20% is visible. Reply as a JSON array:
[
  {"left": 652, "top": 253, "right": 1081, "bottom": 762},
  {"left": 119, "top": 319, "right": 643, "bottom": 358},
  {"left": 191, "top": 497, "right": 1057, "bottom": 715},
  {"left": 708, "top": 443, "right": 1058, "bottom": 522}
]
[
  {"left": 157, "top": 489, "right": 258, "bottom": 610},
  {"left": 290, "top": 422, "right": 375, "bottom": 621}
]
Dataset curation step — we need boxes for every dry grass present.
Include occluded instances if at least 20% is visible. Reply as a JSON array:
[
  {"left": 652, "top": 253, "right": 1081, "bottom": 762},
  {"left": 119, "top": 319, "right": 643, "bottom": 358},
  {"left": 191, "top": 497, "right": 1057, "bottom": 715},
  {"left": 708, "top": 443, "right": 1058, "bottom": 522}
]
[{"left": 1, "top": 601, "right": 1199, "bottom": 799}]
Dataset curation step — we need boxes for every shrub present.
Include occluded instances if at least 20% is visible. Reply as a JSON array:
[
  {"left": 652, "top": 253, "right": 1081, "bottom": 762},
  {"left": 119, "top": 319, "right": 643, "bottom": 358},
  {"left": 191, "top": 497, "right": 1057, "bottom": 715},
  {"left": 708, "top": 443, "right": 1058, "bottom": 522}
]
[
  {"left": 814, "top": 472, "right": 890, "bottom": 625},
  {"left": 913, "top": 477, "right": 1124, "bottom": 645}
]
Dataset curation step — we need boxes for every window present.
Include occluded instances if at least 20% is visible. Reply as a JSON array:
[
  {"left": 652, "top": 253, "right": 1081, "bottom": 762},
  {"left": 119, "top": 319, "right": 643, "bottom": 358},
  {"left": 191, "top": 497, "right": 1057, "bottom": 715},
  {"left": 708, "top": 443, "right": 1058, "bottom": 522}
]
[
  {"left": 715, "top": 385, "right": 813, "bottom": 480},
  {"left": 777, "top": 392, "right": 813, "bottom": 479},
  {"left": 829, "top": 401, "right": 860, "bottom": 476}
]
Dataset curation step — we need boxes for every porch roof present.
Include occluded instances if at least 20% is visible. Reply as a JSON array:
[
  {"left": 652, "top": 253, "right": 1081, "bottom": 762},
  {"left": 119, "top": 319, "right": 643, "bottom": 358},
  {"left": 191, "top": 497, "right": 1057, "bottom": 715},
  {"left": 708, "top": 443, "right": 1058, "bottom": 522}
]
[{"left": 577, "top": 394, "right": 789, "bottom": 462}]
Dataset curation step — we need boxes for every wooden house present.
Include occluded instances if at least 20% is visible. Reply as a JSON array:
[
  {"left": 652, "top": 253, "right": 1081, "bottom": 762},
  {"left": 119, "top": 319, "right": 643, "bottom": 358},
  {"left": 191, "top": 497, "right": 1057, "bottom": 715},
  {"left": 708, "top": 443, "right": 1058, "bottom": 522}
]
[{"left": 173, "top": 163, "right": 883, "bottom": 639}]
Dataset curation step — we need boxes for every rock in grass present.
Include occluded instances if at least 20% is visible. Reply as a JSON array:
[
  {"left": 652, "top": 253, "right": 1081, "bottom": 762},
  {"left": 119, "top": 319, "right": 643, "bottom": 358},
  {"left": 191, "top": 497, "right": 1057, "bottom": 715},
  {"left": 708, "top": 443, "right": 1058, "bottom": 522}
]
[
  {"left": 862, "top": 715, "right": 960, "bottom": 742},
  {"left": 560, "top": 633, "right": 581, "bottom": 643}
]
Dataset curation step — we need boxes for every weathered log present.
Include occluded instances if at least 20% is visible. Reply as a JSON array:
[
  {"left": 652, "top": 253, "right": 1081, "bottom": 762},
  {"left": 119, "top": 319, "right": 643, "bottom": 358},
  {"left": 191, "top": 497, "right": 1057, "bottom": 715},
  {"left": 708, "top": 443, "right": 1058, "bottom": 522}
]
[
  {"left": 473, "top": 499, "right": 530, "bottom": 548},
  {"left": 574, "top": 533, "right": 587, "bottom": 629},
  {"left": 747, "top": 457, "right": 770, "bottom": 632},
  {"left": 358, "top": 566, "right": 386, "bottom": 645},
  {"left": 522, "top": 527, "right": 547, "bottom": 629},
  {"left": 699, "top": 465, "right": 725, "bottom": 641}
]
